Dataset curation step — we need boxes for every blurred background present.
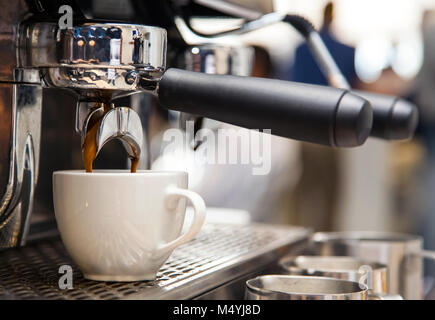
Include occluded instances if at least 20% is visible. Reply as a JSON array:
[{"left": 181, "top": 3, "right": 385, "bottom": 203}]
[
  {"left": 67, "top": 0, "right": 435, "bottom": 261},
  {"left": 150, "top": 0, "right": 435, "bottom": 257},
  {"left": 155, "top": 0, "right": 431, "bottom": 230},
  {"left": 45, "top": 0, "right": 435, "bottom": 279}
]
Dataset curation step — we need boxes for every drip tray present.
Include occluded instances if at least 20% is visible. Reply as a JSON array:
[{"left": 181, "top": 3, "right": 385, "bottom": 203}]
[{"left": 0, "top": 223, "right": 309, "bottom": 300}]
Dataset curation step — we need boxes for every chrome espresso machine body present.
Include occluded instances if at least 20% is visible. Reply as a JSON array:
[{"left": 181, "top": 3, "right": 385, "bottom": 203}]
[
  {"left": 0, "top": 0, "right": 381, "bottom": 249},
  {"left": 0, "top": 0, "right": 420, "bottom": 300},
  {"left": 0, "top": 2, "right": 168, "bottom": 247}
]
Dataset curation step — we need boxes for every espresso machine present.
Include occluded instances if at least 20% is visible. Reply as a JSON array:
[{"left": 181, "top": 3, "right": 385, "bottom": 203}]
[{"left": 0, "top": 0, "right": 419, "bottom": 299}]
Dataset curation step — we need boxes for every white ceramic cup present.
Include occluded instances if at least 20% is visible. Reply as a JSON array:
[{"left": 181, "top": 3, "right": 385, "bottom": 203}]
[{"left": 53, "top": 170, "right": 206, "bottom": 281}]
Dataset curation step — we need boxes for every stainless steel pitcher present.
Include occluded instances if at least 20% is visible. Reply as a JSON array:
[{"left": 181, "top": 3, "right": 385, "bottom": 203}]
[
  {"left": 312, "top": 231, "right": 435, "bottom": 300},
  {"left": 279, "top": 255, "right": 388, "bottom": 295},
  {"left": 245, "top": 275, "right": 370, "bottom": 300}
]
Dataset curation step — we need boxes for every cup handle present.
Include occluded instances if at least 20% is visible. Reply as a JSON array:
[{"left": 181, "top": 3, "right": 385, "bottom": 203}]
[{"left": 154, "top": 186, "right": 206, "bottom": 257}]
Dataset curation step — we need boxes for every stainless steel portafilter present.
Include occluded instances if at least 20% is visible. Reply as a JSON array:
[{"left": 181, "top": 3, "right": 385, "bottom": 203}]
[{"left": 22, "top": 22, "right": 373, "bottom": 148}]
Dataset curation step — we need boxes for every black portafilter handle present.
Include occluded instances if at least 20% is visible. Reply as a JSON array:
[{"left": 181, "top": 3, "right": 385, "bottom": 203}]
[
  {"left": 157, "top": 68, "right": 372, "bottom": 147},
  {"left": 351, "top": 91, "right": 418, "bottom": 140}
]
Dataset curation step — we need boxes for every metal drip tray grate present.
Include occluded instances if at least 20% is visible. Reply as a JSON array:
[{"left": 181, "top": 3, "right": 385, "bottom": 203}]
[{"left": 0, "top": 223, "right": 308, "bottom": 300}]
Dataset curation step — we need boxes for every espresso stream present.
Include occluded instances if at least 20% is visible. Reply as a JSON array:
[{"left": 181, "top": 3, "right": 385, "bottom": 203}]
[{"left": 82, "top": 103, "right": 139, "bottom": 173}]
